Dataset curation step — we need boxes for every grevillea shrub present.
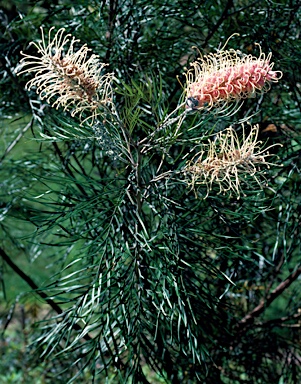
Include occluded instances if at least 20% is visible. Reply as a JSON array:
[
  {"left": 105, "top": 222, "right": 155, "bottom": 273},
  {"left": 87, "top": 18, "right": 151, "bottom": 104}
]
[{"left": 2, "top": 2, "right": 300, "bottom": 383}]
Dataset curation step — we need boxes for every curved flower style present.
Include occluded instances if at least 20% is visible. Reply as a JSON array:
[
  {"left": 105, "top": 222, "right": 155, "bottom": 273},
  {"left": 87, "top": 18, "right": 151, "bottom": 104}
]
[
  {"left": 18, "top": 27, "right": 115, "bottom": 125},
  {"left": 185, "top": 43, "right": 282, "bottom": 114},
  {"left": 185, "top": 124, "right": 281, "bottom": 198}
]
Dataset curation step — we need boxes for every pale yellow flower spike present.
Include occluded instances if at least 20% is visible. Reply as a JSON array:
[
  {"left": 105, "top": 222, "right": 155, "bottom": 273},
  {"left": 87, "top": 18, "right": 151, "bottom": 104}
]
[
  {"left": 18, "top": 27, "right": 115, "bottom": 125},
  {"left": 185, "top": 124, "right": 282, "bottom": 199}
]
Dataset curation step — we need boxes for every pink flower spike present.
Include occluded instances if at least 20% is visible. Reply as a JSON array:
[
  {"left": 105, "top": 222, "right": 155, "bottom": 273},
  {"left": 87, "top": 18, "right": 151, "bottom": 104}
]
[{"left": 184, "top": 41, "right": 282, "bottom": 113}]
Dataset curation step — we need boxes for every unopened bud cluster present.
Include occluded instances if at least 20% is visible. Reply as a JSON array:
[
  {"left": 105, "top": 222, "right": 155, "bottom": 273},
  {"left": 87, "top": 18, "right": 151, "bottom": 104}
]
[{"left": 185, "top": 45, "right": 282, "bottom": 113}]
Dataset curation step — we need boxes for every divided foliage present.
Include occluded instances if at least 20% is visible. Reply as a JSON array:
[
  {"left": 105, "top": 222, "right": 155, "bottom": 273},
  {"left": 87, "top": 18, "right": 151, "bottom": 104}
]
[{"left": 1, "top": 1, "right": 301, "bottom": 383}]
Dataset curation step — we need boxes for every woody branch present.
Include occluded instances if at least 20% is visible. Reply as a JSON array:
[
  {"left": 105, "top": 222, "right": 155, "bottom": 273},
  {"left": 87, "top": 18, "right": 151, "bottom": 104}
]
[{"left": 236, "top": 265, "right": 301, "bottom": 331}]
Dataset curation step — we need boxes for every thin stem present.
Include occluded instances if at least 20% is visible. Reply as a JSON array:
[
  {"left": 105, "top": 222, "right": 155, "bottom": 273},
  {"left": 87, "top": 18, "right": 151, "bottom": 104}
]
[
  {"left": 0, "top": 246, "right": 92, "bottom": 342},
  {"left": 0, "top": 118, "right": 33, "bottom": 164},
  {"left": 236, "top": 265, "right": 301, "bottom": 331}
]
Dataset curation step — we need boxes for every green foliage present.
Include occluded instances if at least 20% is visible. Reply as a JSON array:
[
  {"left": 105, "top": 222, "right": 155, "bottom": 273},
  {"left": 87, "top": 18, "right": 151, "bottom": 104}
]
[{"left": 1, "top": 0, "right": 301, "bottom": 383}]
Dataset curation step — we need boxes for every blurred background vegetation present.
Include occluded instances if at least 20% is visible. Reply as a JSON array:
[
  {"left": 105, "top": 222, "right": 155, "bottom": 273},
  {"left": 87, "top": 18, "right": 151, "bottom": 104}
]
[{"left": 1, "top": 0, "right": 301, "bottom": 383}]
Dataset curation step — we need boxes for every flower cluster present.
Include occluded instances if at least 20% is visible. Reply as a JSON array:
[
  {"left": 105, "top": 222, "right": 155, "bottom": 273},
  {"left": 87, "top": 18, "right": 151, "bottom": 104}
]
[
  {"left": 184, "top": 124, "right": 281, "bottom": 198},
  {"left": 18, "top": 27, "right": 115, "bottom": 125},
  {"left": 185, "top": 44, "right": 282, "bottom": 113},
  {"left": 18, "top": 28, "right": 283, "bottom": 199}
]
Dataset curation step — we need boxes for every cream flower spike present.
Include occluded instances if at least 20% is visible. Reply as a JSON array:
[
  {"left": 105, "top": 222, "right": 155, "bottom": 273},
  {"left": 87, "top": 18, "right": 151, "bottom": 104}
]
[
  {"left": 185, "top": 124, "right": 282, "bottom": 199},
  {"left": 184, "top": 35, "right": 283, "bottom": 114},
  {"left": 18, "top": 27, "right": 115, "bottom": 125}
]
